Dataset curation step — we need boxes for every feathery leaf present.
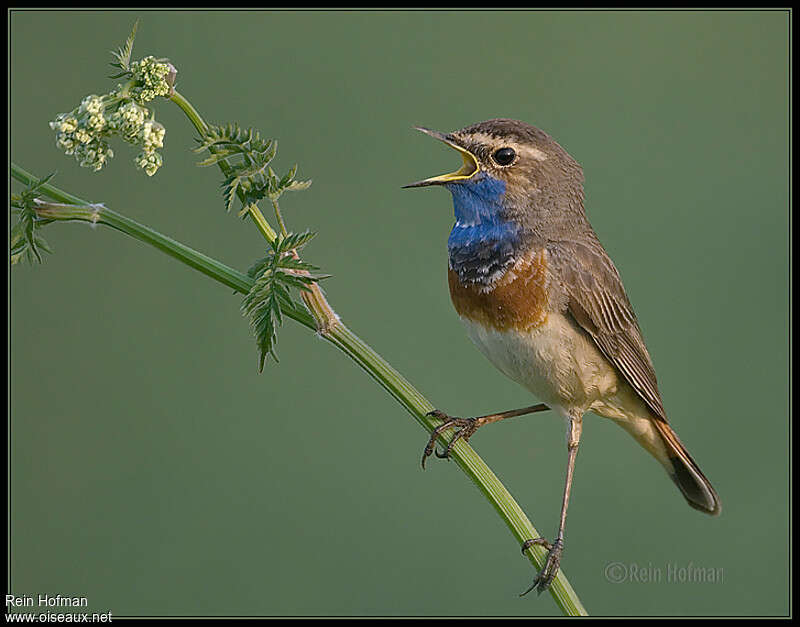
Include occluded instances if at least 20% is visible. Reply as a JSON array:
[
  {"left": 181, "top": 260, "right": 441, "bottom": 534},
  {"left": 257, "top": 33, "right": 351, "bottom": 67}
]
[
  {"left": 110, "top": 20, "right": 139, "bottom": 74},
  {"left": 241, "top": 231, "right": 328, "bottom": 367},
  {"left": 195, "top": 122, "right": 311, "bottom": 214},
  {"left": 10, "top": 173, "right": 56, "bottom": 265}
]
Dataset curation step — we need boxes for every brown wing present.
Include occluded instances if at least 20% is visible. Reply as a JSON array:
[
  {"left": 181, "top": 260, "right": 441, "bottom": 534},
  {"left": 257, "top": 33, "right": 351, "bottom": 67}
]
[{"left": 548, "top": 238, "right": 667, "bottom": 420}]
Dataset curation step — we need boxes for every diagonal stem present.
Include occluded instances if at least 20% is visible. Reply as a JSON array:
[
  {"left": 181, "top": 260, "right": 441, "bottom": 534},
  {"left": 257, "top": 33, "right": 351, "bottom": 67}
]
[
  {"left": 170, "top": 90, "right": 337, "bottom": 333},
  {"left": 11, "top": 164, "right": 588, "bottom": 616}
]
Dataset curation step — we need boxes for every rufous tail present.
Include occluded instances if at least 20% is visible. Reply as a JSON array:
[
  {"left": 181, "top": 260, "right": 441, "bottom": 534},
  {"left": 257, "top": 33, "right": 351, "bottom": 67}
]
[{"left": 652, "top": 420, "right": 721, "bottom": 516}]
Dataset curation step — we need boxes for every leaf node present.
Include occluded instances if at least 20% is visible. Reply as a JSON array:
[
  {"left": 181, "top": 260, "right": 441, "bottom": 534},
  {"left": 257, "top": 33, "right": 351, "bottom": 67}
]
[
  {"left": 109, "top": 20, "right": 139, "bottom": 78},
  {"left": 242, "top": 231, "right": 329, "bottom": 369},
  {"left": 195, "top": 123, "right": 311, "bottom": 214},
  {"left": 10, "top": 173, "right": 56, "bottom": 265}
]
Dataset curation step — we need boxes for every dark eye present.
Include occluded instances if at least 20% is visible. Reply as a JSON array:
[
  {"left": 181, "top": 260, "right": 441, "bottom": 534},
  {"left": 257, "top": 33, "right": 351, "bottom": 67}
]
[{"left": 492, "top": 147, "right": 516, "bottom": 166}]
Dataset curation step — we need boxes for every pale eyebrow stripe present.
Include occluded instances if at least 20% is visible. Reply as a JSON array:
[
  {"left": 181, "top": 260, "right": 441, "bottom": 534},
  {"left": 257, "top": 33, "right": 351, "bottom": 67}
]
[
  {"left": 517, "top": 145, "right": 548, "bottom": 161},
  {"left": 456, "top": 131, "right": 548, "bottom": 162}
]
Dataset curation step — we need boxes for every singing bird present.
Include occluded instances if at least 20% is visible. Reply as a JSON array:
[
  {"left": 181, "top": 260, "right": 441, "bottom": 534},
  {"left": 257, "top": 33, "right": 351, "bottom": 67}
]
[{"left": 404, "top": 119, "right": 720, "bottom": 594}]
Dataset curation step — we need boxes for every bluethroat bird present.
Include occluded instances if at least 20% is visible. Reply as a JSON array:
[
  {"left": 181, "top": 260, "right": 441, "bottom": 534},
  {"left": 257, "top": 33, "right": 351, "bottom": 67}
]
[{"left": 404, "top": 119, "right": 721, "bottom": 595}]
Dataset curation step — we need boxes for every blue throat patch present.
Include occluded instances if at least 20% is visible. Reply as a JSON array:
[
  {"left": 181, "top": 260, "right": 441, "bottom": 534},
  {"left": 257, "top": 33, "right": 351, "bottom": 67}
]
[{"left": 446, "top": 172, "right": 520, "bottom": 284}]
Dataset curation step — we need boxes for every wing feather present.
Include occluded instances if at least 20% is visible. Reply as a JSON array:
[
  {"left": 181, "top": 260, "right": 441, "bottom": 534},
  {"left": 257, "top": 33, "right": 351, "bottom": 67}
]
[{"left": 548, "top": 239, "right": 667, "bottom": 420}]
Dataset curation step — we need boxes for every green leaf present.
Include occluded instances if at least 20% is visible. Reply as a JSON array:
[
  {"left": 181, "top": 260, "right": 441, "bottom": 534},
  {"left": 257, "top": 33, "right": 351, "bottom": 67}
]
[
  {"left": 242, "top": 271, "right": 280, "bottom": 370},
  {"left": 10, "top": 173, "right": 56, "bottom": 265},
  {"left": 279, "top": 164, "right": 298, "bottom": 188},
  {"left": 278, "top": 275, "right": 316, "bottom": 291},
  {"left": 242, "top": 234, "right": 328, "bottom": 367},
  {"left": 285, "top": 179, "right": 312, "bottom": 193},
  {"left": 246, "top": 256, "right": 269, "bottom": 279},
  {"left": 196, "top": 122, "right": 309, "bottom": 214},
  {"left": 221, "top": 176, "right": 241, "bottom": 213},
  {"left": 276, "top": 230, "right": 316, "bottom": 253},
  {"left": 276, "top": 258, "right": 321, "bottom": 273},
  {"left": 110, "top": 20, "right": 139, "bottom": 74}
]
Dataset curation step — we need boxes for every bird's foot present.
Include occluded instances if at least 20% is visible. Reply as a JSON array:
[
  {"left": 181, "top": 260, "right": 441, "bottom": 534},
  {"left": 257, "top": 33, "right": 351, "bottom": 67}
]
[
  {"left": 421, "top": 410, "right": 482, "bottom": 468},
  {"left": 520, "top": 537, "right": 564, "bottom": 595}
]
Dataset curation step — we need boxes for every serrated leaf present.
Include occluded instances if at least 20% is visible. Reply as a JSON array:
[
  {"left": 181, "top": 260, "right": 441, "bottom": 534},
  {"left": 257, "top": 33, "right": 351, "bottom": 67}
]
[
  {"left": 243, "top": 238, "right": 328, "bottom": 368},
  {"left": 276, "top": 258, "right": 321, "bottom": 273},
  {"left": 27, "top": 172, "right": 56, "bottom": 194},
  {"left": 196, "top": 123, "right": 296, "bottom": 214},
  {"left": 196, "top": 152, "right": 236, "bottom": 167},
  {"left": 277, "top": 230, "right": 316, "bottom": 253},
  {"left": 274, "top": 288, "right": 296, "bottom": 309},
  {"left": 110, "top": 20, "right": 138, "bottom": 73},
  {"left": 246, "top": 256, "right": 269, "bottom": 278},
  {"left": 10, "top": 173, "right": 56, "bottom": 266},
  {"left": 285, "top": 179, "right": 312, "bottom": 193},
  {"left": 242, "top": 270, "right": 282, "bottom": 368},
  {"left": 221, "top": 178, "right": 241, "bottom": 213},
  {"left": 280, "top": 164, "right": 298, "bottom": 188},
  {"left": 277, "top": 275, "right": 317, "bottom": 292}
]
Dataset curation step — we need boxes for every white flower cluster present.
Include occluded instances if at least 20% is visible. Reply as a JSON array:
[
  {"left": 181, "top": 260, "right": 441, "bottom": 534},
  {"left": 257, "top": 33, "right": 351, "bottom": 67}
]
[
  {"left": 109, "top": 101, "right": 147, "bottom": 141},
  {"left": 141, "top": 120, "right": 165, "bottom": 152},
  {"left": 80, "top": 94, "right": 107, "bottom": 132},
  {"left": 135, "top": 120, "right": 166, "bottom": 176},
  {"left": 129, "top": 56, "right": 173, "bottom": 104},
  {"left": 50, "top": 101, "right": 114, "bottom": 172},
  {"left": 134, "top": 151, "right": 163, "bottom": 177},
  {"left": 50, "top": 90, "right": 166, "bottom": 176}
]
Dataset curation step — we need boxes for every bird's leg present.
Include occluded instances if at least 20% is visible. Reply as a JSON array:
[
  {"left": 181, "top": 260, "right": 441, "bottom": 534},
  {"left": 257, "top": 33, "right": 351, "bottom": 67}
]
[
  {"left": 521, "top": 415, "right": 582, "bottom": 595},
  {"left": 421, "top": 403, "right": 550, "bottom": 468}
]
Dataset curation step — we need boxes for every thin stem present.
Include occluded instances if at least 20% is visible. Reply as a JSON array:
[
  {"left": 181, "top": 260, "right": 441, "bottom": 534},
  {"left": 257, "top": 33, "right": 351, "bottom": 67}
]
[
  {"left": 271, "top": 199, "right": 289, "bottom": 238},
  {"left": 170, "top": 90, "right": 208, "bottom": 135},
  {"left": 11, "top": 167, "right": 587, "bottom": 616},
  {"left": 170, "top": 90, "right": 335, "bottom": 334},
  {"left": 245, "top": 202, "right": 278, "bottom": 243},
  {"left": 169, "top": 91, "right": 278, "bottom": 243},
  {"left": 268, "top": 197, "right": 337, "bottom": 334}
]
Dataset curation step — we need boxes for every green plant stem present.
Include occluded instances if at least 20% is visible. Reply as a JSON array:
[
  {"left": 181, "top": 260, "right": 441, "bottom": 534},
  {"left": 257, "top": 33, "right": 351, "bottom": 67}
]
[
  {"left": 170, "top": 90, "right": 278, "bottom": 243},
  {"left": 170, "top": 89, "right": 338, "bottom": 334},
  {"left": 11, "top": 164, "right": 587, "bottom": 616},
  {"left": 271, "top": 199, "right": 289, "bottom": 238}
]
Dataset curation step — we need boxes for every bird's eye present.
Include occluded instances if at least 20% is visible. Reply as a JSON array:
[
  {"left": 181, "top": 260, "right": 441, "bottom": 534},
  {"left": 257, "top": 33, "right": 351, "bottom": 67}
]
[{"left": 492, "top": 147, "right": 516, "bottom": 166}]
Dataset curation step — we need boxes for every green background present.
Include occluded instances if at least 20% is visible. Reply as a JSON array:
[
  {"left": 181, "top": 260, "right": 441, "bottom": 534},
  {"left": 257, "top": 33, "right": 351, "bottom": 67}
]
[{"left": 10, "top": 10, "right": 789, "bottom": 617}]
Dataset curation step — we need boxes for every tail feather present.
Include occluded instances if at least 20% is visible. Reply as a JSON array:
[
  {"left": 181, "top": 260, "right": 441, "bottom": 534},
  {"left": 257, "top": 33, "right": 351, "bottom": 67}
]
[{"left": 652, "top": 420, "right": 721, "bottom": 516}]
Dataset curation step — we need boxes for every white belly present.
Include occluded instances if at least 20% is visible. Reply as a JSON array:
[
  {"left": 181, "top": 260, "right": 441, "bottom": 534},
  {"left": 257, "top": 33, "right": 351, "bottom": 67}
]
[{"left": 459, "top": 313, "right": 622, "bottom": 416}]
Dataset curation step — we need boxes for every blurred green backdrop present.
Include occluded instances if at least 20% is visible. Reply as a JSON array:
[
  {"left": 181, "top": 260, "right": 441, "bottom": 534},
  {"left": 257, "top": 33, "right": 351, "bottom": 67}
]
[{"left": 10, "top": 10, "right": 789, "bottom": 617}]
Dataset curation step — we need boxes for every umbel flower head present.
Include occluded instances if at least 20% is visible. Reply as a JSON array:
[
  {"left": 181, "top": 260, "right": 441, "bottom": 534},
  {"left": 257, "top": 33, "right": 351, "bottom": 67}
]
[
  {"left": 49, "top": 51, "right": 175, "bottom": 176},
  {"left": 50, "top": 102, "right": 114, "bottom": 173}
]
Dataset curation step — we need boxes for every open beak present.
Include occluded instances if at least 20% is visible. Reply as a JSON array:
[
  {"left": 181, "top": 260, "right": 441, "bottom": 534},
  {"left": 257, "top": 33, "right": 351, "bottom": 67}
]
[{"left": 402, "top": 126, "right": 480, "bottom": 188}]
